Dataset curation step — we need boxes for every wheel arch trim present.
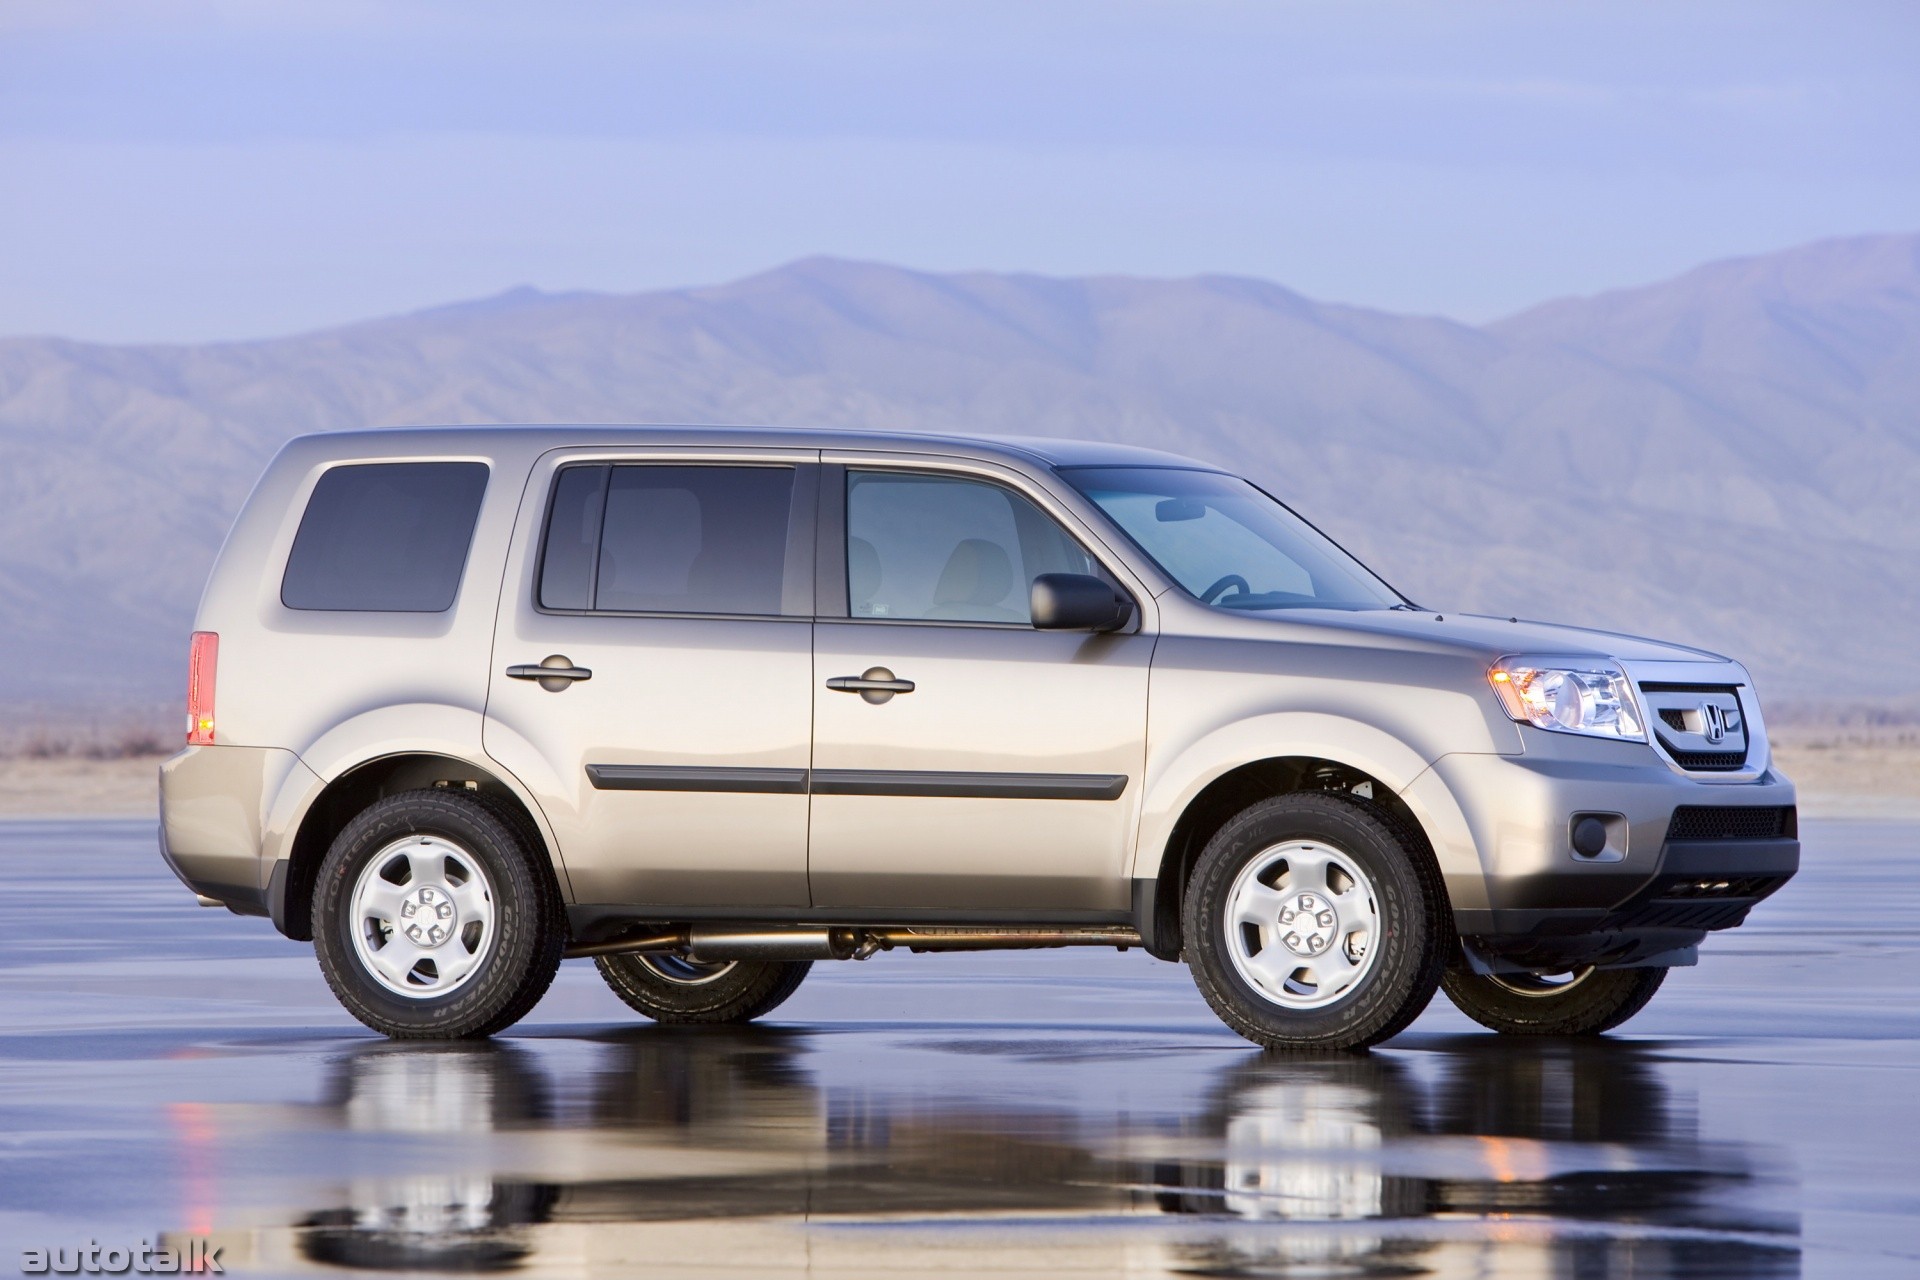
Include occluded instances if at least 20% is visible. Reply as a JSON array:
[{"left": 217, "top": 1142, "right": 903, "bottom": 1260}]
[
  {"left": 1129, "top": 713, "right": 1483, "bottom": 958},
  {"left": 1134, "top": 712, "right": 1450, "bottom": 881},
  {"left": 265, "top": 707, "right": 570, "bottom": 939}
]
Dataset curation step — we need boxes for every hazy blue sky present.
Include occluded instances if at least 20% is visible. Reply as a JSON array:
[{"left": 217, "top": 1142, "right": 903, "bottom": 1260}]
[{"left": 3, "top": 1, "right": 1916, "bottom": 342}]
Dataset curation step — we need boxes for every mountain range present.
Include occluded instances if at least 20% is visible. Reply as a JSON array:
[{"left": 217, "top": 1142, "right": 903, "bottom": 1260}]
[{"left": 4, "top": 234, "right": 1917, "bottom": 718}]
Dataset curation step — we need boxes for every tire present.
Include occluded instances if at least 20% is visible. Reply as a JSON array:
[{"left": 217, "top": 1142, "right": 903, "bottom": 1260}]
[
  {"left": 595, "top": 953, "right": 811, "bottom": 1024},
  {"left": 313, "top": 789, "right": 565, "bottom": 1040},
  {"left": 1441, "top": 963, "right": 1667, "bottom": 1036},
  {"left": 1182, "top": 792, "right": 1446, "bottom": 1052}
]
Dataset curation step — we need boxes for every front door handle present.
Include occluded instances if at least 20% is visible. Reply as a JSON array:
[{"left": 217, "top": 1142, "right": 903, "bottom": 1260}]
[
  {"left": 826, "top": 666, "right": 915, "bottom": 704},
  {"left": 507, "top": 655, "right": 593, "bottom": 692}
]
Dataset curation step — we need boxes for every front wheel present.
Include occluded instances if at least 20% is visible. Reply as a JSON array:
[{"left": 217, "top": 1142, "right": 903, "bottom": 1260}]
[
  {"left": 1183, "top": 792, "right": 1447, "bottom": 1052},
  {"left": 595, "top": 953, "right": 811, "bottom": 1024},
  {"left": 1441, "top": 964, "right": 1666, "bottom": 1036}
]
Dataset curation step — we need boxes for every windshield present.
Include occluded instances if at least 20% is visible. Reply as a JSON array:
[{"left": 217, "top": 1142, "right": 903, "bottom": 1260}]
[{"left": 1061, "top": 467, "right": 1406, "bottom": 612}]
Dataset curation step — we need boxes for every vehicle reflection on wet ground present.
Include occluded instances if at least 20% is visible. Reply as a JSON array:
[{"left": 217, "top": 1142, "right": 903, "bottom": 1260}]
[
  {"left": 264, "top": 1029, "right": 1797, "bottom": 1278},
  {"left": 1, "top": 820, "right": 1915, "bottom": 1277}
]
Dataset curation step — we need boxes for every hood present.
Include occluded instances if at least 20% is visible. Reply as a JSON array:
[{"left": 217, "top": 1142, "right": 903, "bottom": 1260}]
[{"left": 1235, "top": 607, "right": 1733, "bottom": 668}]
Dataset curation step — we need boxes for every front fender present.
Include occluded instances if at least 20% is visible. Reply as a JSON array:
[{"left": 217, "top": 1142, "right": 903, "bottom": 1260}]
[
  {"left": 1134, "top": 711, "right": 1434, "bottom": 878},
  {"left": 1131, "top": 711, "right": 1492, "bottom": 917}
]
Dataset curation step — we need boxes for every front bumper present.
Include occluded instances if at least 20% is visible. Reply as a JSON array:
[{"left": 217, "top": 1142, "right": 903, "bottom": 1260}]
[
  {"left": 1424, "top": 730, "right": 1798, "bottom": 965},
  {"left": 1464, "top": 834, "right": 1798, "bottom": 969}
]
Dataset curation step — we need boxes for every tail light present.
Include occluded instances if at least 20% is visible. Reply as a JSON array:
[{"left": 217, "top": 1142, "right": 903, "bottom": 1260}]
[{"left": 187, "top": 631, "right": 219, "bottom": 745}]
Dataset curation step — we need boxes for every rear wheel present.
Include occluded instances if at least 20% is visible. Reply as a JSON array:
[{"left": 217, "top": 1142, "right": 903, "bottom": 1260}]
[
  {"left": 1183, "top": 792, "right": 1447, "bottom": 1052},
  {"left": 595, "top": 952, "right": 811, "bottom": 1024},
  {"left": 313, "top": 789, "right": 565, "bottom": 1040},
  {"left": 1442, "top": 963, "right": 1666, "bottom": 1036}
]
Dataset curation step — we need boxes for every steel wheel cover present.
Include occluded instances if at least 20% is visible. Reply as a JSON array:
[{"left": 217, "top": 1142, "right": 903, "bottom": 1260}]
[
  {"left": 349, "top": 834, "right": 497, "bottom": 999},
  {"left": 636, "top": 954, "right": 740, "bottom": 986},
  {"left": 1486, "top": 966, "right": 1597, "bottom": 998},
  {"left": 1224, "top": 839, "right": 1382, "bottom": 1011}
]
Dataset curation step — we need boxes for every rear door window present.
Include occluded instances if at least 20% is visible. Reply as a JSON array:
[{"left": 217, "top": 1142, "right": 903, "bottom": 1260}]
[
  {"left": 281, "top": 461, "right": 489, "bottom": 612},
  {"left": 538, "top": 464, "right": 797, "bottom": 616}
]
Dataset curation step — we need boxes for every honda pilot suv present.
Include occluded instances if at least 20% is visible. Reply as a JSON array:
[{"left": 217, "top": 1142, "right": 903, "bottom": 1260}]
[{"left": 159, "top": 427, "right": 1799, "bottom": 1050}]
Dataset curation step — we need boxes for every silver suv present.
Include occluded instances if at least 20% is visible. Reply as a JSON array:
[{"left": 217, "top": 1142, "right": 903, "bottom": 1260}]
[{"left": 159, "top": 427, "right": 1799, "bottom": 1050}]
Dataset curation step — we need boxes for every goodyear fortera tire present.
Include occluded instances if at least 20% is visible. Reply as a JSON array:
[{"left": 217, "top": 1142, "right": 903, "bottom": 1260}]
[
  {"left": 1441, "top": 964, "right": 1667, "bottom": 1036},
  {"left": 313, "top": 789, "right": 565, "bottom": 1040},
  {"left": 1183, "top": 792, "right": 1447, "bottom": 1052},
  {"left": 595, "top": 953, "right": 811, "bottom": 1024}
]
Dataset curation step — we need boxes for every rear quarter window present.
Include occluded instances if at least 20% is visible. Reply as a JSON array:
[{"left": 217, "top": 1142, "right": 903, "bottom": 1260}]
[{"left": 281, "top": 461, "right": 490, "bottom": 612}]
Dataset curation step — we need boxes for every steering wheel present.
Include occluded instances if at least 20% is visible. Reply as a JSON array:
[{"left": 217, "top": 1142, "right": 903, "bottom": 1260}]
[{"left": 1200, "top": 574, "right": 1250, "bottom": 604}]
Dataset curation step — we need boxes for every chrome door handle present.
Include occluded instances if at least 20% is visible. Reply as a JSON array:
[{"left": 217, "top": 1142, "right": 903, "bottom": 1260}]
[
  {"left": 507, "top": 656, "right": 593, "bottom": 691},
  {"left": 826, "top": 666, "right": 914, "bottom": 704}
]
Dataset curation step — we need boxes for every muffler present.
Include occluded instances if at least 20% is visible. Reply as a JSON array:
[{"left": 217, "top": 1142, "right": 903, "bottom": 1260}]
[{"left": 686, "top": 926, "right": 864, "bottom": 961}]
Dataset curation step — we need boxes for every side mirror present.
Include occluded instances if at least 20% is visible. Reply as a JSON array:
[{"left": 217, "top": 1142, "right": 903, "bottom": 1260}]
[{"left": 1030, "top": 573, "right": 1134, "bottom": 632}]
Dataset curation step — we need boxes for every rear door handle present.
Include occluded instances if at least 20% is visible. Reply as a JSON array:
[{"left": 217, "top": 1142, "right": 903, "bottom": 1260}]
[
  {"left": 507, "top": 656, "right": 593, "bottom": 691},
  {"left": 826, "top": 666, "right": 914, "bottom": 704}
]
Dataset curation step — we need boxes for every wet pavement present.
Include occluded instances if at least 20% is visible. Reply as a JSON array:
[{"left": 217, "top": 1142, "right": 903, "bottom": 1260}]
[{"left": 0, "top": 819, "right": 1916, "bottom": 1278}]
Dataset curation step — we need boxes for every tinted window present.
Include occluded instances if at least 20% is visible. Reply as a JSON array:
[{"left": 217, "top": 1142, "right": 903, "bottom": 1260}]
[
  {"left": 538, "top": 464, "right": 795, "bottom": 615},
  {"left": 282, "top": 462, "right": 489, "bottom": 612},
  {"left": 846, "top": 471, "right": 1099, "bottom": 624},
  {"left": 537, "top": 465, "right": 609, "bottom": 610}
]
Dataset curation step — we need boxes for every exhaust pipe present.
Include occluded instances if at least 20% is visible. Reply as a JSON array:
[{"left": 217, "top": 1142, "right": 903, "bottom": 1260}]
[
  {"left": 563, "top": 929, "right": 688, "bottom": 960},
  {"left": 566, "top": 924, "right": 1143, "bottom": 961},
  {"left": 870, "top": 926, "right": 1141, "bottom": 952}
]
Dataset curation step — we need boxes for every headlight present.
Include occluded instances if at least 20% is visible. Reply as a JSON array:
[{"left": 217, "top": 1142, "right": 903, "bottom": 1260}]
[{"left": 1488, "top": 656, "right": 1645, "bottom": 741}]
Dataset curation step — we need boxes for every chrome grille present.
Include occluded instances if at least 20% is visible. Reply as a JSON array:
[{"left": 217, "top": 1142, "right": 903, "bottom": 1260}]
[{"left": 1636, "top": 681, "right": 1750, "bottom": 772}]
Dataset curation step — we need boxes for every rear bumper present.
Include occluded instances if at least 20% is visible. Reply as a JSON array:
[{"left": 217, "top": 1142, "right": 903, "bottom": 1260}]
[{"left": 158, "top": 745, "right": 316, "bottom": 915}]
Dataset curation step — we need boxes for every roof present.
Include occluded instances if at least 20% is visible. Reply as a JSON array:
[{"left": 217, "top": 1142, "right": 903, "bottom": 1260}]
[{"left": 299, "top": 423, "right": 1218, "bottom": 471}]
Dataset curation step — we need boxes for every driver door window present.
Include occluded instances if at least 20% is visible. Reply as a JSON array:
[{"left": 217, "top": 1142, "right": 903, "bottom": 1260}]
[{"left": 846, "top": 471, "right": 1100, "bottom": 624}]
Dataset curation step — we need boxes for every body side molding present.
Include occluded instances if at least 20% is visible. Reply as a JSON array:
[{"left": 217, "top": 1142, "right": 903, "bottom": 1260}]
[
  {"left": 586, "top": 764, "right": 810, "bottom": 794},
  {"left": 585, "top": 764, "right": 1128, "bottom": 801},
  {"left": 810, "top": 769, "right": 1127, "bottom": 800}
]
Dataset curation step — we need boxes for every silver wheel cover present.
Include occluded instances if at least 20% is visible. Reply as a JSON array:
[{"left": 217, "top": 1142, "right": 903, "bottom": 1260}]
[
  {"left": 1224, "top": 839, "right": 1382, "bottom": 1011},
  {"left": 349, "top": 835, "right": 497, "bottom": 999},
  {"left": 635, "top": 955, "right": 739, "bottom": 986},
  {"left": 1486, "top": 967, "right": 1596, "bottom": 998}
]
